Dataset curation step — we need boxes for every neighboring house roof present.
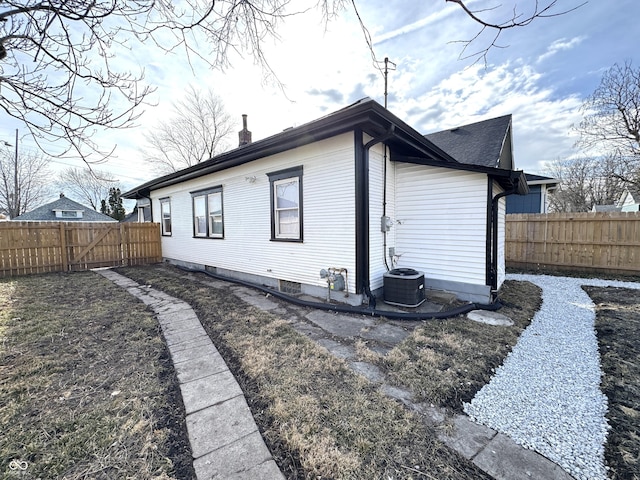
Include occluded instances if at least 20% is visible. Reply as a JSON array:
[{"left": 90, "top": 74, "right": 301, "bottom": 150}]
[
  {"left": 525, "top": 173, "right": 559, "bottom": 187},
  {"left": 592, "top": 204, "right": 622, "bottom": 213},
  {"left": 423, "top": 115, "right": 513, "bottom": 170},
  {"left": 124, "top": 98, "right": 527, "bottom": 199},
  {"left": 12, "top": 196, "right": 117, "bottom": 222}
]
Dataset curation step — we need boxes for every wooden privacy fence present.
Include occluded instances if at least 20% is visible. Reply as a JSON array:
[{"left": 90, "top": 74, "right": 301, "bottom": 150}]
[
  {"left": 506, "top": 212, "right": 640, "bottom": 275},
  {"left": 0, "top": 222, "right": 162, "bottom": 277}
]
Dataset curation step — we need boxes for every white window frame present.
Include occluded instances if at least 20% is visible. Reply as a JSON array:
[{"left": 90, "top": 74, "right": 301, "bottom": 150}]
[{"left": 160, "top": 198, "right": 172, "bottom": 236}]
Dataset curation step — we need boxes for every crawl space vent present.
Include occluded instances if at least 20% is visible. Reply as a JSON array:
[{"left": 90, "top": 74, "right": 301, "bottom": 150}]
[{"left": 279, "top": 279, "right": 302, "bottom": 294}]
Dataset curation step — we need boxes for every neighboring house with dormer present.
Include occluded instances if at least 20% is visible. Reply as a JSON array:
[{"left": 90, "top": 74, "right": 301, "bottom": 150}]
[
  {"left": 12, "top": 194, "right": 117, "bottom": 222},
  {"left": 591, "top": 187, "right": 640, "bottom": 213},
  {"left": 617, "top": 187, "right": 640, "bottom": 212}
]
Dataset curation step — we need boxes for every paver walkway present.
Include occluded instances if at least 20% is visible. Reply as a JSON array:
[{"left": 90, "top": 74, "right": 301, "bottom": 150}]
[
  {"left": 96, "top": 268, "right": 284, "bottom": 480},
  {"left": 100, "top": 266, "right": 583, "bottom": 480}
]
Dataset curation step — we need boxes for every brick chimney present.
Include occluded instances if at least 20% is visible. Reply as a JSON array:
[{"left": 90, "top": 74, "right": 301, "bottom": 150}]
[{"left": 238, "top": 114, "right": 252, "bottom": 147}]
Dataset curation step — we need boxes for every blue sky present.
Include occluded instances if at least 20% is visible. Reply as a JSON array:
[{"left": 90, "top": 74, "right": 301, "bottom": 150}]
[{"left": 2, "top": 0, "right": 639, "bottom": 198}]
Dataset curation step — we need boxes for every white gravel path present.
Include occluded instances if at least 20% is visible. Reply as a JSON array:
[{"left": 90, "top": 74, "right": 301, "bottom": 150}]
[{"left": 464, "top": 274, "right": 640, "bottom": 480}]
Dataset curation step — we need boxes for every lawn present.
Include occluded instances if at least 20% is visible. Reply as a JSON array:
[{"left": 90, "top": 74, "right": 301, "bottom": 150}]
[
  {"left": 0, "top": 272, "right": 194, "bottom": 479},
  {"left": 2, "top": 266, "right": 636, "bottom": 479}
]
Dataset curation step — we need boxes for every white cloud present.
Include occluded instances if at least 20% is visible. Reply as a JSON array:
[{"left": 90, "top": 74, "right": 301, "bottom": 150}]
[{"left": 537, "top": 36, "right": 587, "bottom": 63}]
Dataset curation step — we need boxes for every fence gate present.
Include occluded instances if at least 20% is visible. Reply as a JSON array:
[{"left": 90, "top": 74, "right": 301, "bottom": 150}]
[{"left": 0, "top": 222, "right": 162, "bottom": 277}]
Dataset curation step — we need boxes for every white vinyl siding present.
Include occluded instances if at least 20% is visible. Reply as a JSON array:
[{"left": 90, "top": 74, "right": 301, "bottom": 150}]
[
  {"left": 394, "top": 163, "right": 488, "bottom": 286},
  {"left": 151, "top": 134, "right": 357, "bottom": 293}
]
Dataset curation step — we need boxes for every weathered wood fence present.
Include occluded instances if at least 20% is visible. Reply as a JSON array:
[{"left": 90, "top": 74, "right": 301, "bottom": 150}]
[
  {"left": 506, "top": 212, "right": 640, "bottom": 275},
  {"left": 0, "top": 222, "right": 162, "bottom": 278}
]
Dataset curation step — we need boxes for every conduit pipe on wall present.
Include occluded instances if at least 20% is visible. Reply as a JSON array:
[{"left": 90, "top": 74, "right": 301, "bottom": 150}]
[
  {"left": 175, "top": 264, "right": 501, "bottom": 321},
  {"left": 359, "top": 126, "right": 396, "bottom": 308}
]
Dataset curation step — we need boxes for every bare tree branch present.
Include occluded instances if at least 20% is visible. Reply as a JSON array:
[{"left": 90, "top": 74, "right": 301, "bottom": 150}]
[
  {"left": 0, "top": 145, "right": 52, "bottom": 217},
  {"left": 446, "top": 0, "right": 587, "bottom": 64},
  {"left": 142, "top": 85, "right": 234, "bottom": 174}
]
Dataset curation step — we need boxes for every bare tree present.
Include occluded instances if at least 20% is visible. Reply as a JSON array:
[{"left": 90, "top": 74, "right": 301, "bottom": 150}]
[
  {"left": 546, "top": 155, "right": 631, "bottom": 212},
  {"left": 0, "top": 1, "right": 340, "bottom": 164},
  {"left": 0, "top": 144, "right": 51, "bottom": 218},
  {"left": 445, "top": 0, "right": 585, "bottom": 64},
  {"left": 55, "top": 168, "right": 121, "bottom": 211},
  {"left": 575, "top": 61, "right": 640, "bottom": 162},
  {"left": 1, "top": 1, "right": 580, "bottom": 165},
  {"left": 143, "top": 86, "right": 234, "bottom": 174}
]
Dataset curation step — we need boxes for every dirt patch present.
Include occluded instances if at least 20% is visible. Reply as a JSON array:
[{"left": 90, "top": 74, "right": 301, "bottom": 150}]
[
  {"left": 583, "top": 286, "right": 640, "bottom": 480},
  {"left": 0, "top": 272, "right": 194, "bottom": 480}
]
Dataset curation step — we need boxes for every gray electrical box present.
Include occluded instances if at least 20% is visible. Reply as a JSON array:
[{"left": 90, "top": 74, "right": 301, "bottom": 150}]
[{"left": 380, "top": 216, "right": 392, "bottom": 232}]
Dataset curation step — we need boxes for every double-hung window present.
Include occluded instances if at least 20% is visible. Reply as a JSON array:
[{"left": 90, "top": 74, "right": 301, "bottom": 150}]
[
  {"left": 268, "top": 166, "right": 303, "bottom": 241},
  {"left": 191, "top": 187, "right": 224, "bottom": 238},
  {"left": 159, "top": 198, "right": 172, "bottom": 236}
]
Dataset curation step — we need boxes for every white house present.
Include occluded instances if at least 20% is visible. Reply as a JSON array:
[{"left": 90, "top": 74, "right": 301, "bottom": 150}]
[{"left": 124, "top": 98, "right": 527, "bottom": 304}]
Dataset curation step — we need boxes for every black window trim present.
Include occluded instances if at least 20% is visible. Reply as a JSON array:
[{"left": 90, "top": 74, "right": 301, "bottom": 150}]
[
  {"left": 267, "top": 166, "right": 303, "bottom": 242},
  {"left": 159, "top": 196, "right": 172, "bottom": 237},
  {"left": 190, "top": 186, "right": 224, "bottom": 239}
]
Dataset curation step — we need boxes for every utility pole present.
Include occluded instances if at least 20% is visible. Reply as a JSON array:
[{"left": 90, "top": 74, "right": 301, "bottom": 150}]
[{"left": 14, "top": 129, "right": 19, "bottom": 216}]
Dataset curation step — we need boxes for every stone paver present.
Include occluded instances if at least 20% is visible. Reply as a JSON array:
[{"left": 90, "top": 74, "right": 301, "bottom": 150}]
[{"left": 95, "top": 268, "right": 284, "bottom": 480}]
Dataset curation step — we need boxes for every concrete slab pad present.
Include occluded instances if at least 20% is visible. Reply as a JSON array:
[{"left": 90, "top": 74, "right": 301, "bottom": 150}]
[
  {"left": 348, "top": 361, "right": 385, "bottom": 383},
  {"left": 187, "top": 396, "right": 258, "bottom": 459},
  {"left": 174, "top": 350, "right": 228, "bottom": 384},
  {"left": 222, "top": 460, "right": 285, "bottom": 480},
  {"left": 163, "top": 325, "right": 208, "bottom": 347},
  {"left": 360, "top": 323, "right": 410, "bottom": 345},
  {"left": 232, "top": 288, "right": 281, "bottom": 311},
  {"left": 467, "top": 310, "right": 514, "bottom": 326},
  {"left": 380, "top": 384, "right": 413, "bottom": 405},
  {"left": 473, "top": 433, "right": 575, "bottom": 480},
  {"left": 157, "top": 316, "right": 202, "bottom": 334},
  {"left": 193, "top": 431, "right": 275, "bottom": 479},
  {"left": 157, "top": 308, "right": 200, "bottom": 325},
  {"left": 154, "top": 302, "right": 195, "bottom": 315},
  {"left": 170, "top": 342, "right": 216, "bottom": 364},
  {"left": 180, "top": 369, "right": 243, "bottom": 414},
  {"left": 438, "top": 415, "right": 497, "bottom": 459},
  {"left": 291, "top": 322, "right": 327, "bottom": 341},
  {"left": 316, "top": 339, "right": 357, "bottom": 360},
  {"left": 167, "top": 335, "right": 213, "bottom": 354},
  {"left": 305, "top": 310, "right": 374, "bottom": 338}
]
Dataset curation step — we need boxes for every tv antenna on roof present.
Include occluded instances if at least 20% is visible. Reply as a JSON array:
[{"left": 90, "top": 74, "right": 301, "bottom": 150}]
[{"left": 382, "top": 57, "right": 396, "bottom": 109}]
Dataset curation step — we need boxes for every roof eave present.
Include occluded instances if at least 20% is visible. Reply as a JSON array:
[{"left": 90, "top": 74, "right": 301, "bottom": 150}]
[{"left": 123, "top": 99, "right": 457, "bottom": 199}]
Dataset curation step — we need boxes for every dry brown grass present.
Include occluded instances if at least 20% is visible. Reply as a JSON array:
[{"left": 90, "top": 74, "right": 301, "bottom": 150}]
[
  {"left": 584, "top": 286, "right": 640, "bottom": 480},
  {"left": 0, "top": 272, "right": 193, "bottom": 479},
  {"left": 376, "top": 280, "right": 543, "bottom": 411},
  {"left": 119, "top": 264, "right": 490, "bottom": 480}
]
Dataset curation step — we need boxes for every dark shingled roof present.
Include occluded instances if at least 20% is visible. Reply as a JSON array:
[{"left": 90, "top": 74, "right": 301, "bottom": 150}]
[
  {"left": 13, "top": 196, "right": 117, "bottom": 222},
  {"left": 424, "top": 114, "right": 513, "bottom": 169}
]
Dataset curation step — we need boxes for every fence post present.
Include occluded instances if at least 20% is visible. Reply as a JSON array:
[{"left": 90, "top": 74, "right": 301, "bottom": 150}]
[
  {"left": 59, "top": 223, "right": 68, "bottom": 272},
  {"left": 120, "top": 223, "right": 128, "bottom": 267}
]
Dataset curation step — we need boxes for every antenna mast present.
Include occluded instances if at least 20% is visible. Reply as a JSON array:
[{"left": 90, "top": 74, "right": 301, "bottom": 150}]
[{"left": 383, "top": 57, "right": 396, "bottom": 109}]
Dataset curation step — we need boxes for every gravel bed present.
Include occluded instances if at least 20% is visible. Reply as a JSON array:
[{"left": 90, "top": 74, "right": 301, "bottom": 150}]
[{"left": 464, "top": 274, "right": 640, "bottom": 480}]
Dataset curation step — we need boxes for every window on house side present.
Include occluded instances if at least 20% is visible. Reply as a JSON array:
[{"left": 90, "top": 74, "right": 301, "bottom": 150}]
[
  {"left": 160, "top": 198, "right": 172, "bottom": 236},
  {"left": 268, "top": 167, "right": 303, "bottom": 242},
  {"left": 191, "top": 187, "right": 224, "bottom": 238}
]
